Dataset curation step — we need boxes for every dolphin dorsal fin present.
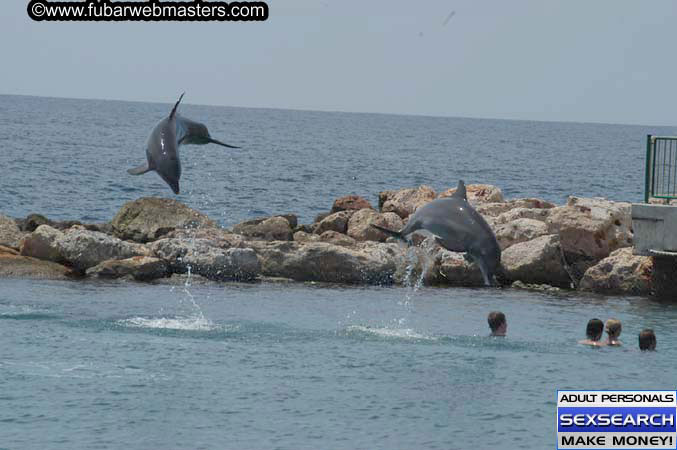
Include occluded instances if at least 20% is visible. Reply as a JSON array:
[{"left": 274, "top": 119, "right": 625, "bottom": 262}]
[
  {"left": 169, "top": 92, "right": 185, "bottom": 120},
  {"left": 453, "top": 180, "right": 467, "bottom": 201}
]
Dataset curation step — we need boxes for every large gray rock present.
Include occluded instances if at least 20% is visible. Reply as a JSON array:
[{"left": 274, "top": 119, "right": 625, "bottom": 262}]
[
  {"left": 347, "top": 209, "right": 404, "bottom": 242},
  {"left": 248, "top": 240, "right": 404, "bottom": 284},
  {"left": 579, "top": 248, "right": 652, "bottom": 296},
  {"left": 379, "top": 185, "right": 436, "bottom": 219},
  {"left": 0, "top": 215, "right": 26, "bottom": 250},
  {"left": 21, "top": 225, "right": 149, "bottom": 271},
  {"left": 86, "top": 256, "right": 168, "bottom": 281},
  {"left": 0, "top": 245, "right": 74, "bottom": 280},
  {"left": 314, "top": 211, "right": 353, "bottom": 235},
  {"left": 150, "top": 238, "right": 260, "bottom": 281},
  {"left": 58, "top": 228, "right": 150, "bottom": 271},
  {"left": 112, "top": 197, "right": 217, "bottom": 243},
  {"left": 232, "top": 216, "right": 293, "bottom": 241},
  {"left": 501, "top": 234, "right": 572, "bottom": 288},
  {"left": 495, "top": 218, "right": 549, "bottom": 250},
  {"left": 546, "top": 196, "right": 633, "bottom": 279},
  {"left": 166, "top": 228, "right": 250, "bottom": 249}
]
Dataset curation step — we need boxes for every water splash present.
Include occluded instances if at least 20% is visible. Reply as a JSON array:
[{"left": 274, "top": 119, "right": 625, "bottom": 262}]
[
  {"left": 344, "top": 325, "right": 437, "bottom": 341},
  {"left": 118, "top": 316, "right": 217, "bottom": 331}
]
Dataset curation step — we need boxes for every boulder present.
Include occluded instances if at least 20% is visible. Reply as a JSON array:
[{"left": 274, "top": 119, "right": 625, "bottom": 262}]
[
  {"left": 579, "top": 248, "right": 652, "bottom": 296},
  {"left": 495, "top": 218, "right": 549, "bottom": 250},
  {"left": 166, "top": 228, "right": 250, "bottom": 249},
  {"left": 86, "top": 256, "right": 168, "bottom": 281},
  {"left": 150, "top": 238, "right": 260, "bottom": 281},
  {"left": 20, "top": 225, "right": 149, "bottom": 271},
  {"left": 546, "top": 197, "right": 633, "bottom": 279},
  {"left": 435, "top": 250, "right": 485, "bottom": 287},
  {"left": 494, "top": 207, "right": 552, "bottom": 225},
  {"left": 319, "top": 231, "right": 357, "bottom": 247},
  {"left": 438, "top": 184, "right": 504, "bottom": 204},
  {"left": 0, "top": 215, "right": 26, "bottom": 250},
  {"left": 314, "top": 211, "right": 353, "bottom": 235},
  {"left": 112, "top": 197, "right": 216, "bottom": 243},
  {"left": 58, "top": 228, "right": 150, "bottom": 271},
  {"left": 330, "top": 195, "right": 374, "bottom": 213},
  {"left": 379, "top": 185, "right": 436, "bottom": 219},
  {"left": 347, "top": 209, "right": 404, "bottom": 242},
  {"left": 232, "top": 216, "right": 293, "bottom": 241},
  {"left": 293, "top": 231, "right": 320, "bottom": 243},
  {"left": 314, "top": 212, "right": 331, "bottom": 224},
  {"left": 501, "top": 234, "right": 572, "bottom": 288},
  {"left": 19, "top": 225, "right": 64, "bottom": 262},
  {"left": 248, "top": 240, "right": 404, "bottom": 284},
  {"left": 17, "top": 213, "right": 52, "bottom": 232},
  {"left": 0, "top": 245, "right": 74, "bottom": 280}
]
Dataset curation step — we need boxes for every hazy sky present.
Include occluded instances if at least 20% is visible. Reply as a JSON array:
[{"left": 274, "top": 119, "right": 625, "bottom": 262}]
[{"left": 2, "top": 0, "right": 676, "bottom": 125}]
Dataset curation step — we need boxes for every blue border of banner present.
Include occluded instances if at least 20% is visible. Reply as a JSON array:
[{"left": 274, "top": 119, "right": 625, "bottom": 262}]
[{"left": 556, "top": 390, "right": 677, "bottom": 450}]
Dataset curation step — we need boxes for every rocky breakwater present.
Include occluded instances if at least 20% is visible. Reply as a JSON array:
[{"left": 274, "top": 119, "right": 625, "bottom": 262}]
[{"left": 0, "top": 189, "right": 653, "bottom": 296}]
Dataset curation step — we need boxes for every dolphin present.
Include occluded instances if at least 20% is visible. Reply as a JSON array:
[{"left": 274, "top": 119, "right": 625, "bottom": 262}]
[
  {"left": 372, "top": 180, "right": 502, "bottom": 286},
  {"left": 127, "top": 93, "right": 240, "bottom": 194}
]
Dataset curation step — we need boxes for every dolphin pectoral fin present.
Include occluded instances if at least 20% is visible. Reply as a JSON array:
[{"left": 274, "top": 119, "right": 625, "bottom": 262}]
[
  {"left": 127, "top": 164, "right": 152, "bottom": 175},
  {"left": 207, "top": 137, "right": 241, "bottom": 149}
]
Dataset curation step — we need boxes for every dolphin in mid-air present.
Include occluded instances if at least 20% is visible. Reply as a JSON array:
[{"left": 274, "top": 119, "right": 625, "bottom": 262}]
[
  {"left": 127, "top": 93, "right": 240, "bottom": 194},
  {"left": 372, "top": 180, "right": 501, "bottom": 286}
]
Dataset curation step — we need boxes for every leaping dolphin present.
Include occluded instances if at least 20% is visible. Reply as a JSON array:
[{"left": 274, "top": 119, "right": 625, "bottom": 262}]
[
  {"left": 372, "top": 180, "right": 502, "bottom": 286},
  {"left": 128, "top": 93, "right": 240, "bottom": 194}
]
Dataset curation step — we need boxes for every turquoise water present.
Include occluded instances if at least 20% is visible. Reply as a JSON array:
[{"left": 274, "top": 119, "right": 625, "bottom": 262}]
[
  {"left": 1, "top": 95, "right": 676, "bottom": 449},
  {"left": 1, "top": 279, "right": 675, "bottom": 449}
]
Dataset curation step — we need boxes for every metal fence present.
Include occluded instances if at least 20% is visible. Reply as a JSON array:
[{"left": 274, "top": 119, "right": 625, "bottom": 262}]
[{"left": 645, "top": 135, "right": 677, "bottom": 202}]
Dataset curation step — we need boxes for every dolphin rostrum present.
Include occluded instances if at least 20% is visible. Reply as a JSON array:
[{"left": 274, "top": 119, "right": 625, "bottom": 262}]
[
  {"left": 372, "top": 180, "right": 501, "bottom": 286},
  {"left": 127, "top": 93, "right": 240, "bottom": 194}
]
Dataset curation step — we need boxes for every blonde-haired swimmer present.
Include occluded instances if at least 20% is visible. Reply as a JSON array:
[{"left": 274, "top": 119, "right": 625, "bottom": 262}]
[{"left": 605, "top": 319, "right": 622, "bottom": 346}]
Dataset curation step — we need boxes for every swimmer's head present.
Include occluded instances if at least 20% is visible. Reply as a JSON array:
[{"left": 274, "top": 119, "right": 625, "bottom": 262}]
[
  {"left": 639, "top": 329, "right": 656, "bottom": 351},
  {"left": 586, "top": 318, "right": 604, "bottom": 341},
  {"left": 488, "top": 311, "right": 507, "bottom": 336},
  {"left": 605, "top": 319, "right": 622, "bottom": 339}
]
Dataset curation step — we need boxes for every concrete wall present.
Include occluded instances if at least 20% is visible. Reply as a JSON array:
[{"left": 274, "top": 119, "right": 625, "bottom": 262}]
[{"left": 631, "top": 203, "right": 677, "bottom": 256}]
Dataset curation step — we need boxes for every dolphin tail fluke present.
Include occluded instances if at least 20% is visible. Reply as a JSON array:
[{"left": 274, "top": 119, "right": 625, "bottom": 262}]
[
  {"left": 127, "top": 164, "right": 152, "bottom": 175},
  {"left": 475, "top": 256, "right": 498, "bottom": 287},
  {"left": 370, "top": 224, "right": 405, "bottom": 240},
  {"left": 207, "top": 137, "right": 241, "bottom": 149},
  {"left": 169, "top": 93, "right": 185, "bottom": 119}
]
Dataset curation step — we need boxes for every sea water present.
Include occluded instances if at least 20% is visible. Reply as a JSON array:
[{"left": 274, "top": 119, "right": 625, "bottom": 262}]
[{"left": 1, "top": 95, "right": 676, "bottom": 449}]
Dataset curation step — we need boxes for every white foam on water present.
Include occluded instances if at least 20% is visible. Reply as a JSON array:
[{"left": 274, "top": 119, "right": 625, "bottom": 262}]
[
  {"left": 346, "top": 325, "right": 437, "bottom": 341},
  {"left": 119, "top": 316, "right": 218, "bottom": 331}
]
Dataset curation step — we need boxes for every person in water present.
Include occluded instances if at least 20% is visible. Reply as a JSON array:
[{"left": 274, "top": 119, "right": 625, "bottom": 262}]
[
  {"left": 639, "top": 329, "right": 656, "bottom": 351},
  {"left": 488, "top": 311, "right": 507, "bottom": 336},
  {"left": 579, "top": 318, "right": 604, "bottom": 346},
  {"left": 605, "top": 319, "right": 622, "bottom": 346}
]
